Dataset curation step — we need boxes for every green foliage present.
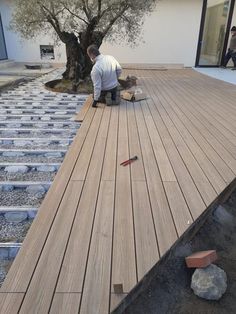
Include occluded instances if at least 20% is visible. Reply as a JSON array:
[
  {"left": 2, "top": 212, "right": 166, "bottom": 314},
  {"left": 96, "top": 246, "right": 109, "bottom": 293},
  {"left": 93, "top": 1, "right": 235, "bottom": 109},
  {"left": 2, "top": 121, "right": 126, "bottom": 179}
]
[{"left": 11, "top": 0, "right": 158, "bottom": 45}]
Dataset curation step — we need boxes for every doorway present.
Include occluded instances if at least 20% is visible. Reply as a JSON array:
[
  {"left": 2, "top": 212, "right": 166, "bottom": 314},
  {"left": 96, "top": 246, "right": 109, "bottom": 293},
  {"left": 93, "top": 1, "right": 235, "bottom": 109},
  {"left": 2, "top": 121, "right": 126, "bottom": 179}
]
[
  {"left": 196, "top": 0, "right": 235, "bottom": 67},
  {"left": 0, "top": 13, "right": 7, "bottom": 60}
]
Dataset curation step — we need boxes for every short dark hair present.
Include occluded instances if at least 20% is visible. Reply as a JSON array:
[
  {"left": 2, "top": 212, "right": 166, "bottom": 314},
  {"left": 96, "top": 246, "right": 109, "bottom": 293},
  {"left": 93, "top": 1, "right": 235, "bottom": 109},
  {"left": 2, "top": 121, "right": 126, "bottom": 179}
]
[
  {"left": 231, "top": 26, "right": 236, "bottom": 32},
  {"left": 87, "top": 45, "right": 100, "bottom": 57}
]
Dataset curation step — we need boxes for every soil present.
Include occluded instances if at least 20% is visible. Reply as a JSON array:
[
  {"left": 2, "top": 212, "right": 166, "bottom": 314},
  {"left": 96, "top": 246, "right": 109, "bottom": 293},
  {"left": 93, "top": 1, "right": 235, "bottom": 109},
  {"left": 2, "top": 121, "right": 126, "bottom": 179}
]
[
  {"left": 113, "top": 185, "right": 236, "bottom": 314},
  {"left": 45, "top": 79, "right": 93, "bottom": 94}
]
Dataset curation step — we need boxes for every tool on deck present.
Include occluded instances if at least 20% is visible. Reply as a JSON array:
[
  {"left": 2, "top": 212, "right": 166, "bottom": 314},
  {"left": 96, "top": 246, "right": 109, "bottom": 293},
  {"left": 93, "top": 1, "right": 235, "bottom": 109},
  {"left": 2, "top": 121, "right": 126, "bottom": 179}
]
[{"left": 120, "top": 155, "right": 138, "bottom": 166}]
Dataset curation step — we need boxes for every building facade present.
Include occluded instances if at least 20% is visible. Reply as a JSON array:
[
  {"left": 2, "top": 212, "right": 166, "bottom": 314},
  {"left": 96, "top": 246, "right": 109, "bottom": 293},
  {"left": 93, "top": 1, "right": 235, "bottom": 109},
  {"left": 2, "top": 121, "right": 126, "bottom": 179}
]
[{"left": 0, "top": 0, "right": 236, "bottom": 68}]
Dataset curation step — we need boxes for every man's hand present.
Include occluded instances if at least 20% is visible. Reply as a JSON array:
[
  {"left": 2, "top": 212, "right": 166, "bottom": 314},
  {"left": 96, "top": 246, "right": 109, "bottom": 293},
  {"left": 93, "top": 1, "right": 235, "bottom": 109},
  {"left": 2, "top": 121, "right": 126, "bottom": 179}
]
[{"left": 92, "top": 100, "right": 98, "bottom": 108}]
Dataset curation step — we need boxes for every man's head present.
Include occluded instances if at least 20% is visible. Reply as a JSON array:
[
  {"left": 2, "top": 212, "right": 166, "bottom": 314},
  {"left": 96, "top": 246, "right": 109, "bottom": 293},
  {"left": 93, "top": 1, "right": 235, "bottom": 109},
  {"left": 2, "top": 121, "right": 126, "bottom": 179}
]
[
  {"left": 87, "top": 45, "right": 100, "bottom": 62},
  {"left": 231, "top": 26, "right": 236, "bottom": 35}
]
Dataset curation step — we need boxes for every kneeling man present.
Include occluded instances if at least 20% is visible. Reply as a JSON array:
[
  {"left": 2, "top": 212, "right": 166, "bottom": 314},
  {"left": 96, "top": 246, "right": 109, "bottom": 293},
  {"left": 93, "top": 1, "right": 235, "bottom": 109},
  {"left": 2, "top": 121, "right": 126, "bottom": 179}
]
[{"left": 87, "top": 45, "right": 122, "bottom": 107}]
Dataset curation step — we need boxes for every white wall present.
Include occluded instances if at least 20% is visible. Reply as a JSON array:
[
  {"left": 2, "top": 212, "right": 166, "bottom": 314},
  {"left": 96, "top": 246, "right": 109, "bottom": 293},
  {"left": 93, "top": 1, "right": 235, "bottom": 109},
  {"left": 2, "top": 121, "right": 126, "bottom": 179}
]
[
  {"left": 0, "top": 0, "right": 66, "bottom": 64},
  {"left": 101, "top": 0, "right": 203, "bottom": 67},
  {"left": 0, "top": 0, "right": 203, "bottom": 67}
]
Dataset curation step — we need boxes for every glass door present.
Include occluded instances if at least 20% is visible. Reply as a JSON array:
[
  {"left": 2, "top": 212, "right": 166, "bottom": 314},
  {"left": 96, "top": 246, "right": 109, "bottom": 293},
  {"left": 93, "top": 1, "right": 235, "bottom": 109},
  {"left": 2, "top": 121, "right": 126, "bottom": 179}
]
[
  {"left": 0, "top": 13, "right": 7, "bottom": 60},
  {"left": 196, "top": 0, "right": 234, "bottom": 66}
]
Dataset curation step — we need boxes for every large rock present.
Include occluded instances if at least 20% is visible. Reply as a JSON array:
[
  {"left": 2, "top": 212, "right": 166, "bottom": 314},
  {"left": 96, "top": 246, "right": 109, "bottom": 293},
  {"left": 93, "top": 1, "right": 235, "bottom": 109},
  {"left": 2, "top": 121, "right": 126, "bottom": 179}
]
[
  {"left": 191, "top": 264, "right": 227, "bottom": 300},
  {"left": 5, "top": 165, "right": 29, "bottom": 173},
  {"left": 5, "top": 211, "right": 28, "bottom": 223},
  {"left": 26, "top": 185, "right": 46, "bottom": 198},
  {"left": 44, "top": 152, "right": 62, "bottom": 158},
  {"left": 36, "top": 165, "right": 56, "bottom": 172},
  {"left": 2, "top": 151, "right": 25, "bottom": 157},
  {"left": 14, "top": 140, "right": 32, "bottom": 147}
]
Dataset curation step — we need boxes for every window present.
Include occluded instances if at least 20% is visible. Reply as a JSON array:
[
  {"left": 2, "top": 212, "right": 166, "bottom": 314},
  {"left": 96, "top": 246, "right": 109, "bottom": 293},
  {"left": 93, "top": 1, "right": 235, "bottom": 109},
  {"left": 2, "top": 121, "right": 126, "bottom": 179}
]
[{"left": 40, "top": 45, "right": 55, "bottom": 60}]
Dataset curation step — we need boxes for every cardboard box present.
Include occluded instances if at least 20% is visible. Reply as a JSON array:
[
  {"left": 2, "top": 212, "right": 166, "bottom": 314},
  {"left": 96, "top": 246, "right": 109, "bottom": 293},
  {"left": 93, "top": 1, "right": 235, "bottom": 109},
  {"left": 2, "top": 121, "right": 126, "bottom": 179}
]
[{"left": 121, "top": 90, "right": 147, "bottom": 102}]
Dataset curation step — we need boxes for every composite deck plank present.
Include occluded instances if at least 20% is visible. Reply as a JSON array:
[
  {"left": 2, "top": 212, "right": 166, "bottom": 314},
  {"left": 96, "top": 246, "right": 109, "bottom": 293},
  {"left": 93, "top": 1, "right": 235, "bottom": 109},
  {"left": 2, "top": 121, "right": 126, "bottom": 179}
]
[
  {"left": 127, "top": 103, "right": 159, "bottom": 279},
  {"left": 74, "top": 94, "right": 93, "bottom": 122},
  {"left": 139, "top": 101, "right": 176, "bottom": 182},
  {"left": 164, "top": 182, "right": 193, "bottom": 236},
  {"left": 134, "top": 101, "right": 178, "bottom": 255},
  {"left": 19, "top": 181, "right": 84, "bottom": 313},
  {"left": 151, "top": 72, "right": 230, "bottom": 192},
  {"left": 0, "top": 293, "right": 24, "bottom": 314},
  {"left": 148, "top": 75, "right": 218, "bottom": 206},
  {"left": 102, "top": 106, "right": 119, "bottom": 181},
  {"left": 1, "top": 105, "right": 95, "bottom": 293},
  {"left": 56, "top": 107, "right": 111, "bottom": 293},
  {"left": 50, "top": 294, "right": 81, "bottom": 314},
  {"left": 112, "top": 102, "right": 137, "bottom": 293},
  {"left": 158, "top": 71, "right": 236, "bottom": 176},
  {"left": 79, "top": 181, "right": 115, "bottom": 314},
  {"left": 141, "top": 85, "right": 206, "bottom": 220},
  {"left": 162, "top": 70, "right": 236, "bottom": 157}
]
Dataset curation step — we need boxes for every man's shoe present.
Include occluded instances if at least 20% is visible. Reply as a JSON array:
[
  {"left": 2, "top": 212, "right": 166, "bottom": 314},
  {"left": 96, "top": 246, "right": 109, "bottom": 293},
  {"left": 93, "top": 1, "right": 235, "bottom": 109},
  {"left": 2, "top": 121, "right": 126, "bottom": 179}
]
[
  {"left": 92, "top": 100, "right": 98, "bottom": 107},
  {"left": 231, "top": 67, "right": 236, "bottom": 71}
]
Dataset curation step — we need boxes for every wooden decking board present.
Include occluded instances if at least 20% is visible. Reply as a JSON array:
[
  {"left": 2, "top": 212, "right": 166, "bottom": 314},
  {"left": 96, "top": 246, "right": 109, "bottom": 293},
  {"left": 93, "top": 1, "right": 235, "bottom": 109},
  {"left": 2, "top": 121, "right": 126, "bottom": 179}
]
[
  {"left": 139, "top": 101, "right": 177, "bottom": 182},
  {"left": 57, "top": 108, "right": 111, "bottom": 293},
  {"left": 158, "top": 72, "right": 236, "bottom": 176},
  {"left": 132, "top": 180, "right": 159, "bottom": 279},
  {"left": 134, "top": 101, "right": 178, "bottom": 255},
  {"left": 141, "top": 82, "right": 206, "bottom": 220},
  {"left": 74, "top": 94, "right": 93, "bottom": 122},
  {"left": 164, "top": 71, "right": 236, "bottom": 154},
  {"left": 112, "top": 102, "right": 137, "bottom": 293},
  {"left": 1, "top": 69, "right": 236, "bottom": 313},
  {"left": 19, "top": 181, "right": 84, "bottom": 313},
  {"left": 50, "top": 293, "right": 81, "bottom": 313},
  {"left": 102, "top": 106, "right": 119, "bottom": 181},
  {"left": 160, "top": 72, "right": 236, "bottom": 183},
  {"left": 0, "top": 293, "right": 24, "bottom": 314},
  {"left": 150, "top": 73, "right": 230, "bottom": 192},
  {"left": 79, "top": 181, "right": 115, "bottom": 314},
  {"left": 185, "top": 72, "right": 236, "bottom": 123},
  {"left": 126, "top": 103, "right": 146, "bottom": 182},
  {"left": 147, "top": 76, "right": 218, "bottom": 206}
]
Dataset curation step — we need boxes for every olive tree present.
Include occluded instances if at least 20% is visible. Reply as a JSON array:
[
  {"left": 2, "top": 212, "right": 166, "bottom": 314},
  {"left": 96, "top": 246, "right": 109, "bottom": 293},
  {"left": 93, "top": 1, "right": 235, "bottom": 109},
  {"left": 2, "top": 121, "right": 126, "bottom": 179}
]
[{"left": 11, "top": 0, "right": 157, "bottom": 81}]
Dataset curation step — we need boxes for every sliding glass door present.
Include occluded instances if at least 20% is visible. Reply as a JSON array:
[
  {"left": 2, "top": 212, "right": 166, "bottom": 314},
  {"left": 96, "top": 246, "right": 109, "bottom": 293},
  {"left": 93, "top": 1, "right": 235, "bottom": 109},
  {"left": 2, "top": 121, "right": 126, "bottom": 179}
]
[{"left": 196, "top": 0, "right": 235, "bottom": 66}]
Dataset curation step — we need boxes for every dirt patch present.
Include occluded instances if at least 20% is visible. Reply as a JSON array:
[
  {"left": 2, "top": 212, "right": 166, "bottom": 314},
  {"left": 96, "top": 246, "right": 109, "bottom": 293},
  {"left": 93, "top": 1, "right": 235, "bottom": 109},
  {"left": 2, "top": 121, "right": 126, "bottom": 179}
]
[{"left": 45, "top": 79, "right": 93, "bottom": 94}]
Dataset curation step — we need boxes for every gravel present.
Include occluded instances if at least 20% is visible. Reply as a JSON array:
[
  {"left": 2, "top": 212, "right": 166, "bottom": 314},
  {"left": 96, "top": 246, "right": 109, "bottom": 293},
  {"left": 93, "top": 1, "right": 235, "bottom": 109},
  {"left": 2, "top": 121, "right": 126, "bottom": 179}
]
[
  {"left": 0, "top": 133, "right": 75, "bottom": 139},
  {"left": 0, "top": 156, "right": 63, "bottom": 163},
  {"left": 0, "top": 259, "right": 14, "bottom": 287},
  {"left": 0, "top": 170, "right": 56, "bottom": 181},
  {"left": 0, "top": 215, "right": 32, "bottom": 243},
  {"left": 0, "top": 190, "right": 44, "bottom": 207},
  {"left": 0, "top": 144, "right": 71, "bottom": 150}
]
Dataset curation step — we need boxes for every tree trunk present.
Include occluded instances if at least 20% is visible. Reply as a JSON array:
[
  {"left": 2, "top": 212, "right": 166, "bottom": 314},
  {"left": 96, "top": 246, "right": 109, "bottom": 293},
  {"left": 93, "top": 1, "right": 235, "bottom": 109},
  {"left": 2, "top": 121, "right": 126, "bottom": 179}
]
[
  {"left": 61, "top": 32, "right": 86, "bottom": 82},
  {"left": 61, "top": 30, "right": 104, "bottom": 82}
]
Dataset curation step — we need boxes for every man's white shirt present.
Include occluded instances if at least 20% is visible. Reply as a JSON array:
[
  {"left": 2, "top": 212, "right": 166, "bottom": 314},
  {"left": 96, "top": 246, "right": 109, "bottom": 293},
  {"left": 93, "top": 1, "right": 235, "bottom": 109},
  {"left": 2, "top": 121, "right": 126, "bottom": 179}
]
[{"left": 91, "top": 54, "right": 122, "bottom": 101}]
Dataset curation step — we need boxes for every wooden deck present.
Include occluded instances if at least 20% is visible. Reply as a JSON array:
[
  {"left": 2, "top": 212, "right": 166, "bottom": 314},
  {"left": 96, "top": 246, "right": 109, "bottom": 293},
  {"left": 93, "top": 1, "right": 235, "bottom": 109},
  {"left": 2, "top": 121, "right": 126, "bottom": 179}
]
[{"left": 1, "top": 69, "right": 236, "bottom": 313}]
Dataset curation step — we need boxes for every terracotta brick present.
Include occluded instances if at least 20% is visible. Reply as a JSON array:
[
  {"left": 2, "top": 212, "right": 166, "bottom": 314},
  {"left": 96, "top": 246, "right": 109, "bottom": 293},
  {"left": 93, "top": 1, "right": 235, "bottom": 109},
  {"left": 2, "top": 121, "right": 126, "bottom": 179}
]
[{"left": 185, "top": 250, "right": 218, "bottom": 268}]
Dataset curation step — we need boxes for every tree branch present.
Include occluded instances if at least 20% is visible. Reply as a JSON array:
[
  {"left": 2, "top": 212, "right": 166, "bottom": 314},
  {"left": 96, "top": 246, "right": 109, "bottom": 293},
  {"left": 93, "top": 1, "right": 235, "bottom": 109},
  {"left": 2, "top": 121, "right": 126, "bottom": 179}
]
[
  {"left": 97, "top": 0, "right": 102, "bottom": 17},
  {"left": 63, "top": 6, "right": 89, "bottom": 25},
  {"left": 82, "top": 0, "right": 91, "bottom": 21},
  {"left": 40, "top": 4, "right": 62, "bottom": 37},
  {"left": 102, "top": 5, "right": 130, "bottom": 36}
]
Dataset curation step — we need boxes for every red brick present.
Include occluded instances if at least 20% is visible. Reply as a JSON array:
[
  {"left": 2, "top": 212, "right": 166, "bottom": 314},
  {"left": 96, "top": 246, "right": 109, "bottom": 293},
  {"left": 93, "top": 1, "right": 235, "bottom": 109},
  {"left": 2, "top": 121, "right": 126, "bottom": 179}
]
[{"left": 185, "top": 250, "right": 218, "bottom": 268}]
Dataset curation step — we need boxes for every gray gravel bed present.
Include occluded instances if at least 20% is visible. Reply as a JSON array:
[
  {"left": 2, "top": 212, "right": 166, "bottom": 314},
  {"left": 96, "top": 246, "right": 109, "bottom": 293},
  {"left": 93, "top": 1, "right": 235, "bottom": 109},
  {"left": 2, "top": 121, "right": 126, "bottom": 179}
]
[
  {"left": 0, "top": 259, "right": 13, "bottom": 287},
  {"left": 0, "top": 132, "right": 75, "bottom": 139},
  {"left": 0, "top": 170, "right": 56, "bottom": 182},
  {"left": 0, "top": 190, "right": 44, "bottom": 207},
  {"left": 0, "top": 156, "right": 63, "bottom": 163},
  {"left": 0, "top": 215, "right": 32, "bottom": 243},
  {"left": 1, "top": 144, "right": 71, "bottom": 150}
]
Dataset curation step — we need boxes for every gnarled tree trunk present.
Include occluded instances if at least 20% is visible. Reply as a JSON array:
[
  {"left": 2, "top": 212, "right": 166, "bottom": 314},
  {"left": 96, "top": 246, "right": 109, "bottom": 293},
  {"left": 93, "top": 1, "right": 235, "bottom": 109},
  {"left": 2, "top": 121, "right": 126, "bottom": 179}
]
[{"left": 60, "top": 29, "right": 104, "bottom": 83}]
